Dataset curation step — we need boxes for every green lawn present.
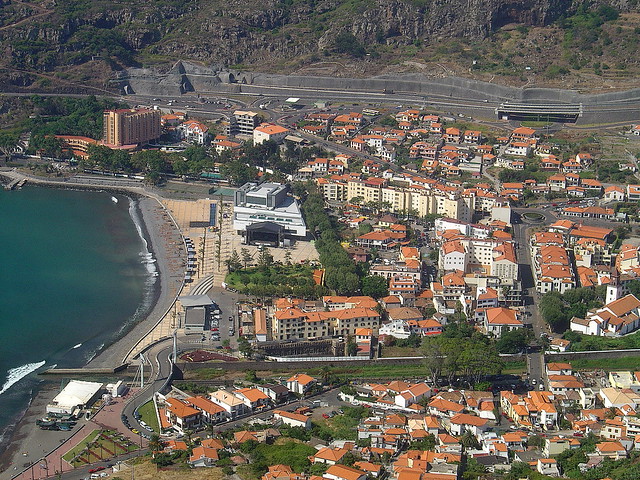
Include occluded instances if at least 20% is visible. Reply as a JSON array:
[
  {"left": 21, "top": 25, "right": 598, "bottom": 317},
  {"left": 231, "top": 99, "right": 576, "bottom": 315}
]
[
  {"left": 570, "top": 356, "right": 640, "bottom": 372},
  {"left": 502, "top": 360, "right": 527, "bottom": 375},
  {"left": 225, "top": 264, "right": 317, "bottom": 297},
  {"left": 63, "top": 429, "right": 101, "bottom": 462},
  {"left": 138, "top": 400, "right": 160, "bottom": 433}
]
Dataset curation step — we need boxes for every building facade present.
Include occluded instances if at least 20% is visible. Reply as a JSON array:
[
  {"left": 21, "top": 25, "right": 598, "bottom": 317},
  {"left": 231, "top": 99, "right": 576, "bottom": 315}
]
[{"left": 103, "top": 108, "right": 161, "bottom": 147}]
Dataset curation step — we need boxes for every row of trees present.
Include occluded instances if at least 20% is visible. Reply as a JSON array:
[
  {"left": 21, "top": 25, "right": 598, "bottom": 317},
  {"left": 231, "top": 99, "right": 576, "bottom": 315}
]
[{"left": 303, "top": 193, "right": 364, "bottom": 295}]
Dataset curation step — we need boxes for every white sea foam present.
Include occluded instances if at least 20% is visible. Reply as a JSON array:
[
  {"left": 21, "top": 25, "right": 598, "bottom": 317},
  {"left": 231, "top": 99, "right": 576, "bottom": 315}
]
[
  {"left": 0, "top": 361, "right": 46, "bottom": 396},
  {"left": 128, "top": 199, "right": 159, "bottom": 279}
]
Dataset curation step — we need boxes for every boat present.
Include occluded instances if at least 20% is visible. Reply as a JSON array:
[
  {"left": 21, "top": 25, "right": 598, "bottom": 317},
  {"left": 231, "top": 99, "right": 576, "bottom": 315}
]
[
  {"left": 111, "top": 196, "right": 118, "bottom": 204},
  {"left": 36, "top": 418, "right": 56, "bottom": 427}
]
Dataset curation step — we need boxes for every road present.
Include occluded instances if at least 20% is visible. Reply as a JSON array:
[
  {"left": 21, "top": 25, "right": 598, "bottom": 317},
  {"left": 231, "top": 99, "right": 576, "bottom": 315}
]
[
  {"left": 512, "top": 207, "right": 557, "bottom": 388},
  {"left": 52, "top": 387, "right": 347, "bottom": 480}
]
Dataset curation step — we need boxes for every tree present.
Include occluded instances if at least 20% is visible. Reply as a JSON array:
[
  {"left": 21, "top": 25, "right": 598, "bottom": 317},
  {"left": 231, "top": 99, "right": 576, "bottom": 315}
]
[
  {"left": 221, "top": 159, "right": 257, "bottom": 186},
  {"left": 284, "top": 250, "right": 292, "bottom": 265},
  {"left": 238, "top": 336, "right": 254, "bottom": 358},
  {"left": 422, "top": 337, "right": 444, "bottom": 385},
  {"left": 460, "top": 429, "right": 480, "bottom": 450},
  {"left": 245, "top": 369, "right": 258, "bottom": 382},
  {"left": 0, "top": 131, "right": 18, "bottom": 158},
  {"left": 225, "top": 250, "right": 242, "bottom": 272},
  {"left": 151, "top": 452, "right": 173, "bottom": 467},
  {"left": 319, "top": 365, "right": 333, "bottom": 385},
  {"left": 241, "top": 248, "right": 253, "bottom": 269},
  {"left": 361, "top": 275, "right": 389, "bottom": 299},
  {"left": 257, "top": 248, "right": 274, "bottom": 269},
  {"left": 148, "top": 434, "right": 164, "bottom": 455},
  {"left": 496, "top": 328, "right": 533, "bottom": 354}
]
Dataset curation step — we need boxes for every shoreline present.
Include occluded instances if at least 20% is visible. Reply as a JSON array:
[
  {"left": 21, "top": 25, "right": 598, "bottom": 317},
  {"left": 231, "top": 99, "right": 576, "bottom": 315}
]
[{"left": 0, "top": 172, "right": 188, "bottom": 476}]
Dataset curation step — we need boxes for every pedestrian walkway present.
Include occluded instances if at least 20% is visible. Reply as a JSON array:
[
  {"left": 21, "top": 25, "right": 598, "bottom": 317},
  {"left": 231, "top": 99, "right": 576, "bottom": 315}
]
[{"left": 11, "top": 391, "right": 145, "bottom": 480}]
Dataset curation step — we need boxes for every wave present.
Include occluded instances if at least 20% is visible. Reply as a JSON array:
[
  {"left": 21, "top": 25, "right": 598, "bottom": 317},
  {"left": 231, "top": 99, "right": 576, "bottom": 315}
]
[
  {"left": 0, "top": 361, "right": 46, "bottom": 396},
  {"left": 128, "top": 199, "right": 159, "bottom": 279}
]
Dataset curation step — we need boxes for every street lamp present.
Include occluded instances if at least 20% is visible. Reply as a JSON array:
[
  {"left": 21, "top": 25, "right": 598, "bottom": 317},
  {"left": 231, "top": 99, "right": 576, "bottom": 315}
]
[{"left": 38, "top": 458, "right": 48, "bottom": 479}]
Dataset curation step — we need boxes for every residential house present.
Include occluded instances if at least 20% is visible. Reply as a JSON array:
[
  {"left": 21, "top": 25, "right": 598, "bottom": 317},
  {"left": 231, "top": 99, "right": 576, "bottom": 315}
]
[
  {"left": 312, "top": 447, "right": 349, "bottom": 465},
  {"left": 536, "top": 458, "right": 560, "bottom": 477},
  {"left": 188, "top": 446, "right": 219, "bottom": 467},
  {"left": 257, "top": 384, "right": 290, "bottom": 404},
  {"left": 253, "top": 123, "right": 290, "bottom": 145},
  {"left": 447, "top": 413, "right": 488, "bottom": 437},
  {"left": 210, "top": 390, "right": 248, "bottom": 418},
  {"left": 604, "top": 185, "right": 626, "bottom": 203},
  {"left": 324, "top": 465, "right": 367, "bottom": 480},
  {"left": 186, "top": 396, "right": 226, "bottom": 424},
  {"left": 595, "top": 441, "right": 628, "bottom": 459},
  {"left": 274, "top": 410, "right": 312, "bottom": 429},
  {"left": 234, "top": 388, "right": 270, "bottom": 410},
  {"left": 165, "top": 397, "right": 202, "bottom": 432},
  {"left": 287, "top": 373, "right": 317, "bottom": 395},
  {"left": 178, "top": 120, "right": 210, "bottom": 144},
  {"left": 481, "top": 307, "right": 523, "bottom": 336}
]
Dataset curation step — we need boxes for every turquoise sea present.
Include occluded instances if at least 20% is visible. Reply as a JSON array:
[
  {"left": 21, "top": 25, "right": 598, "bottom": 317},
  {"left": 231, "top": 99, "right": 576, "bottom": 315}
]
[{"left": 0, "top": 186, "right": 154, "bottom": 444}]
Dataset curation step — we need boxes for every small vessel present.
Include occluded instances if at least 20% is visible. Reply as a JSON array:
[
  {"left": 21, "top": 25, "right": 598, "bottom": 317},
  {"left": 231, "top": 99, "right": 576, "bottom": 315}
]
[
  {"left": 111, "top": 196, "right": 118, "bottom": 203},
  {"left": 36, "top": 418, "right": 56, "bottom": 427},
  {"left": 72, "top": 343, "right": 82, "bottom": 349}
]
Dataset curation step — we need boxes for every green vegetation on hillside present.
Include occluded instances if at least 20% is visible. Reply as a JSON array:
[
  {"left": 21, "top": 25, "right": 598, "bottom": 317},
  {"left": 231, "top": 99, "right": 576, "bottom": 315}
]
[{"left": 237, "top": 439, "right": 316, "bottom": 479}]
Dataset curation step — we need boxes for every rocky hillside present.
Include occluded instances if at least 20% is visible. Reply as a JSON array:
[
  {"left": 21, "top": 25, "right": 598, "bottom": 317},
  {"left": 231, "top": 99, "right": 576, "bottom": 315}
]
[{"left": 0, "top": 0, "right": 639, "bottom": 92}]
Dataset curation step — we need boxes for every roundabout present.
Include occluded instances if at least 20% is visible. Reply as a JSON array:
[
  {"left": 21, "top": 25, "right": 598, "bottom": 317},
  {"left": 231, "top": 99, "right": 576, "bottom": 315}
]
[{"left": 522, "top": 212, "right": 546, "bottom": 223}]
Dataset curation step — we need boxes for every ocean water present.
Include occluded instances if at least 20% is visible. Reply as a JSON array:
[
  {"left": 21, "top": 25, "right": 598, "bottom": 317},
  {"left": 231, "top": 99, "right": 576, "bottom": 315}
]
[{"left": 0, "top": 186, "right": 155, "bottom": 444}]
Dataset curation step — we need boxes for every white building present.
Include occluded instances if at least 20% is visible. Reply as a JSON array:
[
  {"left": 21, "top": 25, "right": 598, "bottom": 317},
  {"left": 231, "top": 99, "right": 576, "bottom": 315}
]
[
  {"left": 233, "top": 182, "right": 306, "bottom": 239},
  {"left": 177, "top": 120, "right": 210, "bottom": 144},
  {"left": 46, "top": 380, "right": 103, "bottom": 415},
  {"left": 274, "top": 410, "right": 311, "bottom": 428},
  {"left": 253, "top": 123, "right": 290, "bottom": 145},
  {"left": 233, "top": 110, "right": 260, "bottom": 135},
  {"left": 378, "top": 320, "right": 411, "bottom": 339},
  {"left": 570, "top": 294, "right": 640, "bottom": 337}
]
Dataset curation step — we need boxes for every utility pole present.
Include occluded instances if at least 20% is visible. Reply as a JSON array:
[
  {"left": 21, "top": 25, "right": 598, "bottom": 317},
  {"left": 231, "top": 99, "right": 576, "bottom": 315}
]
[
  {"left": 139, "top": 353, "right": 145, "bottom": 388},
  {"left": 173, "top": 329, "right": 178, "bottom": 363}
]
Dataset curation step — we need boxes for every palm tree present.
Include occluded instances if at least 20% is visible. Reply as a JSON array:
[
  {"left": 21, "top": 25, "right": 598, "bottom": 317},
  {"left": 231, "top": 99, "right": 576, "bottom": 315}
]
[
  {"left": 319, "top": 365, "right": 332, "bottom": 385},
  {"left": 459, "top": 429, "right": 480, "bottom": 450},
  {"left": 206, "top": 422, "right": 216, "bottom": 439},
  {"left": 148, "top": 433, "right": 164, "bottom": 457},
  {"left": 184, "top": 428, "right": 194, "bottom": 445}
]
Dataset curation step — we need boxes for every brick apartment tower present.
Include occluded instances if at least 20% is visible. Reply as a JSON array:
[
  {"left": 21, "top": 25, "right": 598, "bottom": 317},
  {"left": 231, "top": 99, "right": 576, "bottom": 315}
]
[{"left": 103, "top": 108, "right": 161, "bottom": 147}]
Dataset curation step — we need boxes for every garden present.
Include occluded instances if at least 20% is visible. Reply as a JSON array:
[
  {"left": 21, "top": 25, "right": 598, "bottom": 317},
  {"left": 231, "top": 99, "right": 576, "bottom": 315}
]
[{"left": 62, "top": 429, "right": 138, "bottom": 467}]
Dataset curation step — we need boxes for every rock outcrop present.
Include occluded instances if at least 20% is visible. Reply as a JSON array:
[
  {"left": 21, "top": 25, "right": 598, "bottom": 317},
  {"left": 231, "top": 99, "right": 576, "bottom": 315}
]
[{"left": 0, "top": 0, "right": 636, "bottom": 84}]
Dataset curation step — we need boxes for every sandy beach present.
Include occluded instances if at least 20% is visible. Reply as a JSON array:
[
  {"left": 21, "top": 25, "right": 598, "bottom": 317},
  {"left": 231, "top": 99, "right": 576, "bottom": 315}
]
[
  {"left": 0, "top": 173, "right": 191, "bottom": 478},
  {"left": 88, "top": 195, "right": 187, "bottom": 367}
]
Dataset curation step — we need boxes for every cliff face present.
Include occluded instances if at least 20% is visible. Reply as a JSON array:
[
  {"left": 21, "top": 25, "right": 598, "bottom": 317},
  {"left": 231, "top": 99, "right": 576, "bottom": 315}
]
[{"left": 0, "top": 0, "right": 635, "bottom": 88}]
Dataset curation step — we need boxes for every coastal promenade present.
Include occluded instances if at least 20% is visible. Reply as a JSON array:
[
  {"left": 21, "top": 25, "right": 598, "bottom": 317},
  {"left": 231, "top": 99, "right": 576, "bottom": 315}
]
[
  {"left": 0, "top": 170, "right": 193, "bottom": 478},
  {"left": 4, "top": 388, "right": 146, "bottom": 480}
]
